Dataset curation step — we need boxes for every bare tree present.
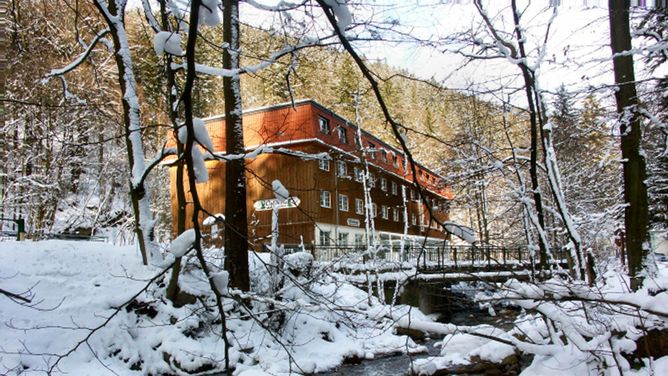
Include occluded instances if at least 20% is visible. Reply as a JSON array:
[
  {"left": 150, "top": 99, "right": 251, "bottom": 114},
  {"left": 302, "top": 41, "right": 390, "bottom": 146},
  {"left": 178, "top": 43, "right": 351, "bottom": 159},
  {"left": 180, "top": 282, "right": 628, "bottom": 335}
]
[{"left": 608, "top": 0, "right": 651, "bottom": 290}]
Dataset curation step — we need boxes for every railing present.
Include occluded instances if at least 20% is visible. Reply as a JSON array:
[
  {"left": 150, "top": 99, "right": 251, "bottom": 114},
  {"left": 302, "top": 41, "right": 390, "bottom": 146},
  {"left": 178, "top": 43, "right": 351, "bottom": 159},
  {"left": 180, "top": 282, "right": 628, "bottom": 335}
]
[
  {"left": 273, "top": 243, "right": 536, "bottom": 268},
  {"left": 0, "top": 232, "right": 108, "bottom": 242}
]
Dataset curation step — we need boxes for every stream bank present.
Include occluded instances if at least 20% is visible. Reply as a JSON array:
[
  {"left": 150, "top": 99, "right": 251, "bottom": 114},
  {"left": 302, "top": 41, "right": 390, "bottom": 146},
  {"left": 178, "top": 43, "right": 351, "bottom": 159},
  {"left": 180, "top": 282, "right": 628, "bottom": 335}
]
[{"left": 324, "top": 281, "right": 523, "bottom": 375}]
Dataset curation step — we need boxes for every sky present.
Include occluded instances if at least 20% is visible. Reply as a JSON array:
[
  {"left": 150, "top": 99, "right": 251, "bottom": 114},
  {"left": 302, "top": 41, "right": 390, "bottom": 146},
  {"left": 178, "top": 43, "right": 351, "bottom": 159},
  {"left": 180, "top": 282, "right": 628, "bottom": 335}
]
[{"left": 131, "top": 0, "right": 665, "bottom": 106}]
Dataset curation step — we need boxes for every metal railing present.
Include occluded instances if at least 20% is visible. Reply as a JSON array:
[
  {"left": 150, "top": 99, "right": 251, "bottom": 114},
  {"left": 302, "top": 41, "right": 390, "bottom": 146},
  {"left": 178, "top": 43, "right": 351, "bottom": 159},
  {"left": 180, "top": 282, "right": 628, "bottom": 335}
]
[{"left": 273, "top": 243, "right": 535, "bottom": 268}]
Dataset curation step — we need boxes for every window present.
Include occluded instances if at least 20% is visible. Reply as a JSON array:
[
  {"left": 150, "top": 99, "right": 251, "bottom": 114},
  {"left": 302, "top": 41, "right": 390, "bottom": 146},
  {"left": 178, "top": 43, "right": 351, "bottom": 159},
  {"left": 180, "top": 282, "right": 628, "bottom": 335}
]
[
  {"left": 319, "top": 116, "right": 330, "bottom": 134},
  {"left": 338, "top": 194, "right": 349, "bottom": 212},
  {"left": 319, "top": 230, "right": 331, "bottom": 245},
  {"left": 337, "top": 161, "right": 347, "bottom": 177},
  {"left": 368, "top": 142, "right": 376, "bottom": 159},
  {"left": 354, "top": 166, "right": 364, "bottom": 182},
  {"left": 320, "top": 190, "right": 331, "bottom": 208},
  {"left": 380, "top": 177, "right": 387, "bottom": 192},
  {"left": 355, "top": 198, "right": 364, "bottom": 215},
  {"left": 381, "top": 205, "right": 389, "bottom": 220},
  {"left": 411, "top": 214, "right": 417, "bottom": 226},
  {"left": 338, "top": 232, "right": 349, "bottom": 245},
  {"left": 371, "top": 203, "right": 377, "bottom": 218},
  {"left": 410, "top": 190, "right": 416, "bottom": 201},
  {"left": 354, "top": 234, "right": 364, "bottom": 247},
  {"left": 391, "top": 181, "right": 398, "bottom": 195},
  {"left": 338, "top": 127, "right": 348, "bottom": 144},
  {"left": 319, "top": 158, "right": 330, "bottom": 171},
  {"left": 381, "top": 149, "right": 388, "bottom": 163},
  {"left": 369, "top": 173, "right": 376, "bottom": 188},
  {"left": 393, "top": 207, "right": 399, "bottom": 222},
  {"left": 392, "top": 154, "right": 399, "bottom": 168}
]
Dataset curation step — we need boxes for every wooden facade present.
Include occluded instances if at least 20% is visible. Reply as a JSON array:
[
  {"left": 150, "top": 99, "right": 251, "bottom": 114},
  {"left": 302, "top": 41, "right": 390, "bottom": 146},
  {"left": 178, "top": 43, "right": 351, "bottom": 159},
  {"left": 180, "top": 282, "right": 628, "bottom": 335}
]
[{"left": 169, "top": 100, "right": 453, "bottom": 251}]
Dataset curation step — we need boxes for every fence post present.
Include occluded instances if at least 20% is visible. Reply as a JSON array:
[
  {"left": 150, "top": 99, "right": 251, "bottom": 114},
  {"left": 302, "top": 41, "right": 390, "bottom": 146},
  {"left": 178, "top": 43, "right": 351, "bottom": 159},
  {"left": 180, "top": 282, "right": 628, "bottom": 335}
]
[{"left": 17, "top": 218, "right": 25, "bottom": 241}]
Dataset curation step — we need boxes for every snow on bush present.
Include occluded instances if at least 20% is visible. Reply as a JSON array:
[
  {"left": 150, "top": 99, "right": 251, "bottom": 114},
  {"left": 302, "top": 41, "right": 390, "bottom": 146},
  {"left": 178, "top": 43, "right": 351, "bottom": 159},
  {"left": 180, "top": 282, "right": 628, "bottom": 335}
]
[{"left": 412, "top": 258, "right": 668, "bottom": 375}]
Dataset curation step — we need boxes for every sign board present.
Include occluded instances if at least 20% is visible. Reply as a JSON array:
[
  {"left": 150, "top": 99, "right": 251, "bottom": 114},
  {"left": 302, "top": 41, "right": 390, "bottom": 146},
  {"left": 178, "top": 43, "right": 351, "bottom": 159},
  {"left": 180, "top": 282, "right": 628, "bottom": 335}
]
[
  {"left": 347, "top": 218, "right": 361, "bottom": 227},
  {"left": 253, "top": 196, "right": 300, "bottom": 211}
]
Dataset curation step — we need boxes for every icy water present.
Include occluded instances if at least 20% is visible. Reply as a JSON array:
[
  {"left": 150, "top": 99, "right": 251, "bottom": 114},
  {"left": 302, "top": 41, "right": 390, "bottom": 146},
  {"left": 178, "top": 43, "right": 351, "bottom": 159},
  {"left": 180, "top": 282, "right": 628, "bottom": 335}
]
[{"left": 321, "top": 340, "right": 441, "bottom": 376}]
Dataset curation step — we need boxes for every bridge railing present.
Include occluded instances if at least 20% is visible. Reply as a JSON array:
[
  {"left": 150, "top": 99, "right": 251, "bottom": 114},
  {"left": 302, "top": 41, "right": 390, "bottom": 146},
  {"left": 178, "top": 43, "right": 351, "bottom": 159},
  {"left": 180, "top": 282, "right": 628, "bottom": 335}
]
[{"left": 274, "top": 243, "right": 534, "bottom": 267}]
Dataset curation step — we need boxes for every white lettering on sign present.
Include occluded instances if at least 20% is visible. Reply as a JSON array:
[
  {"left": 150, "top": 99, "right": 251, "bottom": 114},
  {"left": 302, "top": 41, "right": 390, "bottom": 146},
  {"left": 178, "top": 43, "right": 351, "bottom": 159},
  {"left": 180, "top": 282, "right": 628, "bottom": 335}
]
[{"left": 253, "top": 196, "right": 301, "bottom": 211}]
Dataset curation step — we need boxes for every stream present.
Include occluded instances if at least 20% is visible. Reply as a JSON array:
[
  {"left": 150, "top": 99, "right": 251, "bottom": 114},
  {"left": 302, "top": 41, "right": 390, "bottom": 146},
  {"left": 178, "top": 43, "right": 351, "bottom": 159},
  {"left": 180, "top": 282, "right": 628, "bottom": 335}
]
[{"left": 322, "top": 281, "right": 520, "bottom": 376}]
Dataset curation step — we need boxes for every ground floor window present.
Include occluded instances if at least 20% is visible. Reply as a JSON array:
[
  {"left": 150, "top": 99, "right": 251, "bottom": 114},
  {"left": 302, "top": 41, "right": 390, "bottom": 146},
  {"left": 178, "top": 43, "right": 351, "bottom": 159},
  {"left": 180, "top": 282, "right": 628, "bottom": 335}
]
[
  {"left": 338, "top": 232, "right": 349, "bottom": 246},
  {"left": 319, "top": 230, "right": 331, "bottom": 245},
  {"left": 354, "top": 234, "right": 364, "bottom": 247}
]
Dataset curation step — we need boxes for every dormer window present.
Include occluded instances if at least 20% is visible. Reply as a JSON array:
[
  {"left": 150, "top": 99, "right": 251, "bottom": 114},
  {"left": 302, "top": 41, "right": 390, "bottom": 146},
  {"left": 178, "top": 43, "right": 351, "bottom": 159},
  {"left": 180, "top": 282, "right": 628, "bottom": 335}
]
[
  {"left": 381, "top": 149, "right": 388, "bottom": 163},
  {"left": 368, "top": 142, "right": 376, "bottom": 159},
  {"left": 319, "top": 116, "right": 330, "bottom": 134},
  {"left": 338, "top": 127, "right": 348, "bottom": 144}
]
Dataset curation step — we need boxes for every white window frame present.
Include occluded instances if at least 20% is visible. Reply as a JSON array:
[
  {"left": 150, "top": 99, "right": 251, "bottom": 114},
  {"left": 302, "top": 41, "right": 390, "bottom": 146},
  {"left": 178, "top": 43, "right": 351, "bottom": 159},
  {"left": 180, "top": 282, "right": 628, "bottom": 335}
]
[
  {"left": 381, "top": 205, "right": 389, "bottom": 220},
  {"left": 368, "top": 142, "right": 376, "bottom": 159},
  {"left": 337, "top": 161, "right": 347, "bottom": 177},
  {"left": 411, "top": 213, "right": 417, "bottom": 226},
  {"left": 391, "top": 181, "right": 398, "bottom": 195},
  {"left": 338, "top": 194, "right": 349, "bottom": 212},
  {"left": 319, "top": 158, "right": 330, "bottom": 171},
  {"left": 354, "top": 234, "right": 364, "bottom": 247},
  {"left": 338, "top": 127, "right": 348, "bottom": 144},
  {"left": 319, "top": 230, "right": 331, "bottom": 245},
  {"left": 355, "top": 198, "right": 364, "bottom": 215},
  {"left": 338, "top": 232, "right": 349, "bottom": 245},
  {"left": 369, "top": 173, "right": 376, "bottom": 188},
  {"left": 393, "top": 207, "right": 399, "bottom": 222},
  {"left": 381, "top": 149, "right": 388, "bottom": 163},
  {"left": 320, "top": 190, "right": 331, "bottom": 208},
  {"left": 372, "top": 203, "right": 378, "bottom": 218},
  {"left": 354, "top": 166, "right": 364, "bottom": 182},
  {"left": 319, "top": 116, "right": 330, "bottom": 134},
  {"left": 380, "top": 177, "right": 387, "bottom": 192}
]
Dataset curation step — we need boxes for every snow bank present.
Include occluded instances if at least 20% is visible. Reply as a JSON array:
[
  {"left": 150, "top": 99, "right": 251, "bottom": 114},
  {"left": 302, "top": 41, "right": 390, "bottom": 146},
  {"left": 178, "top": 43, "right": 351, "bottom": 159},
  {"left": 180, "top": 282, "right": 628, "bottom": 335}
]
[{"left": 0, "top": 240, "right": 427, "bottom": 375}]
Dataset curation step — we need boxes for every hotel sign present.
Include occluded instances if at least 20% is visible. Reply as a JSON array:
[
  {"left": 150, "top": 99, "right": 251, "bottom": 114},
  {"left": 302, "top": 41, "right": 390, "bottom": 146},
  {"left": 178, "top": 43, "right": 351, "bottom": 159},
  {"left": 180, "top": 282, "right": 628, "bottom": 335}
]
[{"left": 253, "top": 197, "right": 301, "bottom": 211}]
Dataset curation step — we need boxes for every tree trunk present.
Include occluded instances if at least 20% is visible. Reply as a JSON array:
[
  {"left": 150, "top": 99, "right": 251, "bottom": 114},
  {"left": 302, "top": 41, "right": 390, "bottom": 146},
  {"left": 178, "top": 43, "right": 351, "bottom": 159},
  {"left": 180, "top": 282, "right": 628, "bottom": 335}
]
[
  {"left": 160, "top": 0, "right": 187, "bottom": 302},
  {"left": 609, "top": 0, "right": 651, "bottom": 291},
  {"left": 223, "top": 0, "right": 250, "bottom": 291},
  {"left": 93, "top": 0, "right": 154, "bottom": 265}
]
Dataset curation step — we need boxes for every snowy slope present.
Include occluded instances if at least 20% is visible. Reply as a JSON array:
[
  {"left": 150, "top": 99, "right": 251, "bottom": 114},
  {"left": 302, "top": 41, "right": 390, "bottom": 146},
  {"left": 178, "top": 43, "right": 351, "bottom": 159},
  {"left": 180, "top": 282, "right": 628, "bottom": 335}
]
[{"left": 0, "top": 240, "right": 426, "bottom": 375}]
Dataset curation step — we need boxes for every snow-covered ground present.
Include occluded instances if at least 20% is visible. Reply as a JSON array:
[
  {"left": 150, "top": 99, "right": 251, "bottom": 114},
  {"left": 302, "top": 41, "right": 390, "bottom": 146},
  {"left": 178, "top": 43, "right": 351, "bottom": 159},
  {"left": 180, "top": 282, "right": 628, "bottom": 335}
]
[
  {"left": 2, "top": 240, "right": 668, "bottom": 375},
  {"left": 0, "top": 240, "right": 427, "bottom": 375}
]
